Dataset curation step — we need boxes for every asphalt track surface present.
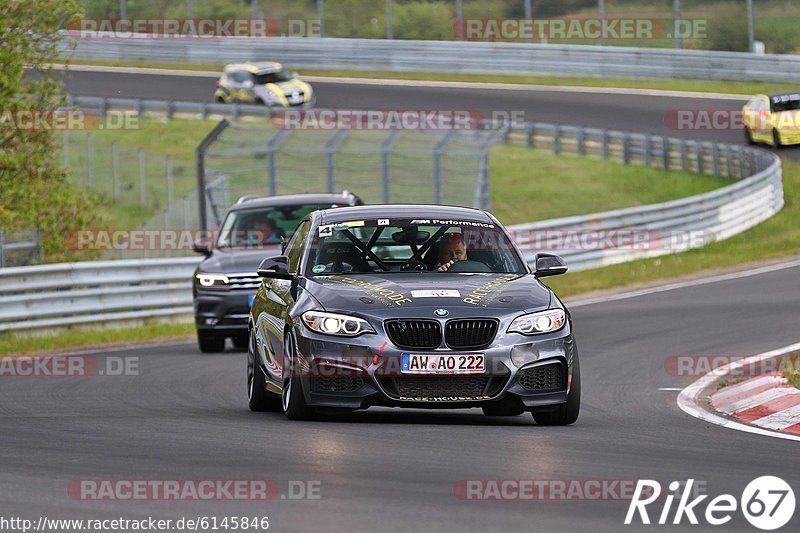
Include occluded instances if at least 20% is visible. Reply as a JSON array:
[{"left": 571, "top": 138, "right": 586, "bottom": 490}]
[
  {"left": 2, "top": 263, "right": 800, "bottom": 532},
  {"left": 3, "top": 69, "right": 798, "bottom": 531},
  {"left": 57, "top": 69, "right": 800, "bottom": 160}
]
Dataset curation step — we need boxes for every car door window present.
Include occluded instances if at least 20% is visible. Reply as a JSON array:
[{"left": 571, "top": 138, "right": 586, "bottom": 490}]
[{"left": 286, "top": 220, "right": 310, "bottom": 273}]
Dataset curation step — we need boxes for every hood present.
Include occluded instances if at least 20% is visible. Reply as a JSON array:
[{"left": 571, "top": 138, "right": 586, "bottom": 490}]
[
  {"left": 306, "top": 273, "right": 552, "bottom": 318},
  {"left": 198, "top": 247, "right": 281, "bottom": 274}
]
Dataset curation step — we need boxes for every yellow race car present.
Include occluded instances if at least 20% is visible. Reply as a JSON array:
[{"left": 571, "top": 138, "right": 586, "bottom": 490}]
[
  {"left": 213, "top": 62, "right": 314, "bottom": 108},
  {"left": 743, "top": 92, "right": 800, "bottom": 147}
]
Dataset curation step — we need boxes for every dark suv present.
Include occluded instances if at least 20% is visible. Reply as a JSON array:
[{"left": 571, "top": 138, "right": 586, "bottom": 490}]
[{"left": 192, "top": 192, "right": 363, "bottom": 352}]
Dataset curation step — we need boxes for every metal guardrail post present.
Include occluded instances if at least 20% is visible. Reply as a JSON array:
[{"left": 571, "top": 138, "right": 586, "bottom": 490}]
[
  {"left": 576, "top": 128, "right": 586, "bottom": 156},
  {"left": 623, "top": 134, "right": 631, "bottom": 164},
  {"left": 266, "top": 129, "right": 290, "bottom": 197},
  {"left": 196, "top": 119, "right": 230, "bottom": 231},
  {"left": 695, "top": 144, "right": 704, "bottom": 174},
  {"left": 737, "top": 146, "right": 746, "bottom": 180},
  {"left": 167, "top": 101, "right": 174, "bottom": 120},
  {"left": 643, "top": 136, "right": 652, "bottom": 167},
  {"left": 433, "top": 132, "right": 456, "bottom": 204},
  {"left": 711, "top": 144, "right": 720, "bottom": 176},
  {"left": 662, "top": 138, "right": 670, "bottom": 169},
  {"left": 680, "top": 140, "right": 688, "bottom": 171},
  {"left": 112, "top": 141, "right": 120, "bottom": 200},
  {"left": 526, "top": 124, "right": 535, "bottom": 147},
  {"left": 553, "top": 125, "right": 561, "bottom": 155},
  {"left": 325, "top": 130, "right": 349, "bottom": 193},
  {"left": 138, "top": 148, "right": 146, "bottom": 206},
  {"left": 601, "top": 130, "right": 609, "bottom": 159},
  {"left": 725, "top": 146, "right": 734, "bottom": 178},
  {"left": 381, "top": 131, "right": 402, "bottom": 203}
]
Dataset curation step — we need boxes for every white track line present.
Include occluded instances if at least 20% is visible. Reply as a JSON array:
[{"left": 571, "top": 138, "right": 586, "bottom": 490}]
[
  {"left": 678, "top": 341, "right": 800, "bottom": 442},
  {"left": 50, "top": 64, "right": 747, "bottom": 100}
]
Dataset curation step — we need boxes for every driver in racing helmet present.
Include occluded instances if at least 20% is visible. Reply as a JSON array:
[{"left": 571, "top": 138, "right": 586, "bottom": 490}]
[{"left": 436, "top": 232, "right": 467, "bottom": 271}]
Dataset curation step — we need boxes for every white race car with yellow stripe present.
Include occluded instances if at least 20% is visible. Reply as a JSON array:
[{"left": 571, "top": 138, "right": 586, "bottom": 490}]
[{"left": 214, "top": 62, "right": 314, "bottom": 108}]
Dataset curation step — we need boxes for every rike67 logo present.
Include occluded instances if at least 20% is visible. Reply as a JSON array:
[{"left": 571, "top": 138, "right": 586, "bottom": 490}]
[{"left": 626, "top": 477, "right": 795, "bottom": 530}]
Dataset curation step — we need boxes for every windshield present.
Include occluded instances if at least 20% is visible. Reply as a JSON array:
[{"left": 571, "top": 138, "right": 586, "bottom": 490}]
[
  {"left": 217, "top": 204, "right": 334, "bottom": 248},
  {"left": 771, "top": 94, "right": 800, "bottom": 113},
  {"left": 307, "top": 219, "right": 526, "bottom": 275},
  {"left": 254, "top": 70, "right": 293, "bottom": 84}
]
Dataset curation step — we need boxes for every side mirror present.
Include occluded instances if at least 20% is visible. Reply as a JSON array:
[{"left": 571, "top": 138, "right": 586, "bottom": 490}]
[
  {"left": 534, "top": 253, "right": 568, "bottom": 278},
  {"left": 257, "top": 255, "right": 294, "bottom": 279},
  {"left": 193, "top": 238, "right": 212, "bottom": 256}
]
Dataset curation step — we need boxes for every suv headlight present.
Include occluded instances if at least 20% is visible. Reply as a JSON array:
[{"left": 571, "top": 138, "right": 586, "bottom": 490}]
[
  {"left": 302, "top": 311, "right": 374, "bottom": 337},
  {"left": 195, "top": 273, "right": 229, "bottom": 288},
  {"left": 508, "top": 309, "right": 566, "bottom": 335}
]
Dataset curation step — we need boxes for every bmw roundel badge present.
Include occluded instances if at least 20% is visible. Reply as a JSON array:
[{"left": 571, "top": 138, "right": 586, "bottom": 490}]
[{"left": 434, "top": 308, "right": 449, "bottom": 317}]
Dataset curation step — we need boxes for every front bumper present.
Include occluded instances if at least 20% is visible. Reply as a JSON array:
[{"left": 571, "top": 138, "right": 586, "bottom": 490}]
[
  {"left": 776, "top": 128, "right": 800, "bottom": 145},
  {"left": 194, "top": 289, "right": 255, "bottom": 337},
  {"left": 289, "top": 328, "right": 577, "bottom": 410}
]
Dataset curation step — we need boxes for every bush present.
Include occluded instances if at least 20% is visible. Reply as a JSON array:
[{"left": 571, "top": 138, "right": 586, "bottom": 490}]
[
  {"left": 702, "top": 3, "right": 749, "bottom": 52},
  {"left": 0, "top": 0, "right": 103, "bottom": 263}
]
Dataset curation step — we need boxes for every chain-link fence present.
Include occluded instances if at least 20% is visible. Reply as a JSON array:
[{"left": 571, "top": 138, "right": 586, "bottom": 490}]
[{"left": 198, "top": 122, "right": 502, "bottom": 216}]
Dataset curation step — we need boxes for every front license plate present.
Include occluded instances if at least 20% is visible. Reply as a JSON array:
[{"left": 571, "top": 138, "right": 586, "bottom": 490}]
[
  {"left": 247, "top": 294, "right": 256, "bottom": 307},
  {"left": 401, "top": 353, "right": 485, "bottom": 375}
]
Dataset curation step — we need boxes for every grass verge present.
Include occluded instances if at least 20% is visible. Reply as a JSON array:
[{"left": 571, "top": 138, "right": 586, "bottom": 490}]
[
  {"left": 546, "top": 159, "right": 800, "bottom": 297},
  {"left": 783, "top": 354, "right": 800, "bottom": 390},
  {"left": 0, "top": 320, "right": 195, "bottom": 357},
  {"left": 66, "top": 58, "right": 794, "bottom": 96}
]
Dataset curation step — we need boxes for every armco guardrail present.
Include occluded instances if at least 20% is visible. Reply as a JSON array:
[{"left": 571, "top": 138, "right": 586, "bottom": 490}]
[
  {"left": 62, "top": 34, "right": 800, "bottom": 83},
  {"left": 0, "top": 257, "right": 199, "bottom": 331},
  {"left": 8, "top": 119, "right": 782, "bottom": 331},
  {"left": 504, "top": 123, "right": 783, "bottom": 271},
  {"left": 67, "top": 95, "right": 275, "bottom": 121}
]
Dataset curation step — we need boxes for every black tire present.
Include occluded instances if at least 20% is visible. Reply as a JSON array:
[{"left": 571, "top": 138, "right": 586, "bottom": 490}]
[
  {"left": 773, "top": 129, "right": 783, "bottom": 148},
  {"left": 532, "top": 357, "right": 581, "bottom": 426},
  {"left": 282, "top": 330, "right": 316, "bottom": 421},
  {"left": 248, "top": 329, "right": 281, "bottom": 412},
  {"left": 197, "top": 332, "right": 225, "bottom": 353},
  {"left": 232, "top": 335, "right": 249, "bottom": 350},
  {"left": 744, "top": 127, "right": 755, "bottom": 145},
  {"left": 482, "top": 401, "right": 525, "bottom": 417}
]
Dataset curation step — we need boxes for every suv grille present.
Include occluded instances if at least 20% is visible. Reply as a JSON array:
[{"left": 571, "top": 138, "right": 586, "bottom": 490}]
[
  {"left": 227, "top": 273, "right": 261, "bottom": 290},
  {"left": 518, "top": 363, "right": 565, "bottom": 392},
  {"left": 445, "top": 319, "right": 498, "bottom": 349},
  {"left": 385, "top": 320, "right": 442, "bottom": 349}
]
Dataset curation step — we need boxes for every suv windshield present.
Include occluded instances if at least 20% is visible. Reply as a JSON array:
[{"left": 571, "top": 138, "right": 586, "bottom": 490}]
[
  {"left": 217, "top": 204, "right": 334, "bottom": 248},
  {"left": 254, "top": 70, "right": 293, "bottom": 84},
  {"left": 307, "top": 219, "right": 526, "bottom": 275}
]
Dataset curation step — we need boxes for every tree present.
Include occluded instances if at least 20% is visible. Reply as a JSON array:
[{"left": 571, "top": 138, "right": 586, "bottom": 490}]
[{"left": 0, "top": 0, "right": 102, "bottom": 263}]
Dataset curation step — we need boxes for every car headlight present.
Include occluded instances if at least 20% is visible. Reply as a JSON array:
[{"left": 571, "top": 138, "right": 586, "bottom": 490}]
[
  {"left": 302, "top": 311, "right": 374, "bottom": 337},
  {"left": 508, "top": 309, "right": 566, "bottom": 335},
  {"left": 195, "top": 273, "right": 229, "bottom": 288}
]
